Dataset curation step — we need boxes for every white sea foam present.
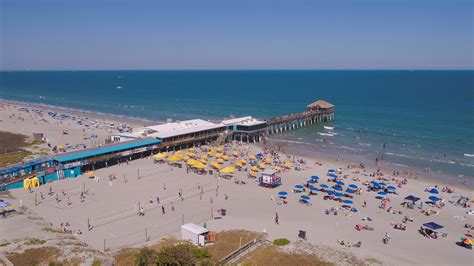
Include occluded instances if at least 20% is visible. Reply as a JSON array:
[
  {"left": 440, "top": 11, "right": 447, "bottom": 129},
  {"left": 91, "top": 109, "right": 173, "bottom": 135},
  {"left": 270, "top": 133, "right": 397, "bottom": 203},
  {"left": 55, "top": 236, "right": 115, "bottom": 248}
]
[
  {"left": 339, "top": 146, "right": 363, "bottom": 152},
  {"left": 464, "top": 153, "right": 474, "bottom": 157},
  {"left": 358, "top": 143, "right": 372, "bottom": 147},
  {"left": 459, "top": 163, "right": 474, "bottom": 167},
  {"left": 324, "top": 126, "right": 334, "bottom": 130},
  {"left": 318, "top": 132, "right": 335, "bottom": 136}
]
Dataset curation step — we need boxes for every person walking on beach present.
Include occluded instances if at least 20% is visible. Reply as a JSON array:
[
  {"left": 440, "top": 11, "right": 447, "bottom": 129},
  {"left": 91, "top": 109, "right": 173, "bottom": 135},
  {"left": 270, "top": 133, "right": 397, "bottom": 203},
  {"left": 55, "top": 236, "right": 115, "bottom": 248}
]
[
  {"left": 156, "top": 196, "right": 160, "bottom": 204},
  {"left": 275, "top": 212, "right": 279, "bottom": 225},
  {"left": 149, "top": 196, "right": 153, "bottom": 204},
  {"left": 171, "top": 204, "right": 175, "bottom": 212}
]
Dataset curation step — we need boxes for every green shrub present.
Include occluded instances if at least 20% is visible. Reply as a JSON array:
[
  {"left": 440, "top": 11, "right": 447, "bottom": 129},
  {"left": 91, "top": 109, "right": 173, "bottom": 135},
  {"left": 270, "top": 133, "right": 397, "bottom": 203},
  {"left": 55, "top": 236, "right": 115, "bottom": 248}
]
[
  {"left": 272, "top": 238, "right": 290, "bottom": 246},
  {"left": 134, "top": 247, "right": 157, "bottom": 266}
]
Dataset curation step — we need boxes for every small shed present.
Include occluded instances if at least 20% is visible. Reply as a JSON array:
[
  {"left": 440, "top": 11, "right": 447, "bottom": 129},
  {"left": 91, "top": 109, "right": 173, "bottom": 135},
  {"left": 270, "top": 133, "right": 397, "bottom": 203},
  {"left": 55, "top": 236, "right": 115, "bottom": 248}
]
[
  {"left": 181, "top": 223, "right": 210, "bottom": 246},
  {"left": 259, "top": 169, "right": 282, "bottom": 188},
  {"left": 32, "top": 133, "right": 44, "bottom": 141}
]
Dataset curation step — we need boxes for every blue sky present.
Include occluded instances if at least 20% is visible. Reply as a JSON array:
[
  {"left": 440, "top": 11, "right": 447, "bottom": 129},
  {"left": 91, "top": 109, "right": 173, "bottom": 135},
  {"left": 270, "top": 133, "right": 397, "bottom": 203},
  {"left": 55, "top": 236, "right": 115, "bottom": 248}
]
[{"left": 1, "top": 0, "right": 472, "bottom": 70}]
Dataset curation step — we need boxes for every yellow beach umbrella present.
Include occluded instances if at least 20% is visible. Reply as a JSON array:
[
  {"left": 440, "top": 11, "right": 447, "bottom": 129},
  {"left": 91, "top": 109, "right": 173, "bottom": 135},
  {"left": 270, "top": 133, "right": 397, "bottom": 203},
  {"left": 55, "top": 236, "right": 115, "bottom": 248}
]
[
  {"left": 193, "top": 162, "right": 207, "bottom": 169},
  {"left": 240, "top": 159, "right": 247, "bottom": 164},
  {"left": 216, "top": 147, "right": 223, "bottom": 152},
  {"left": 249, "top": 155, "right": 257, "bottom": 160},
  {"left": 186, "top": 152, "right": 196, "bottom": 157},
  {"left": 249, "top": 170, "right": 257, "bottom": 177},
  {"left": 275, "top": 166, "right": 282, "bottom": 171},
  {"left": 215, "top": 153, "right": 223, "bottom": 158},
  {"left": 251, "top": 166, "right": 258, "bottom": 171},
  {"left": 265, "top": 157, "right": 272, "bottom": 164},
  {"left": 153, "top": 153, "right": 168, "bottom": 160},
  {"left": 86, "top": 171, "right": 95, "bottom": 176},
  {"left": 210, "top": 161, "right": 221, "bottom": 170},
  {"left": 186, "top": 159, "right": 198, "bottom": 165},
  {"left": 217, "top": 158, "right": 225, "bottom": 164},
  {"left": 168, "top": 156, "right": 182, "bottom": 162},
  {"left": 183, "top": 155, "right": 190, "bottom": 161},
  {"left": 235, "top": 162, "right": 243, "bottom": 168},
  {"left": 200, "top": 155, "right": 208, "bottom": 160},
  {"left": 220, "top": 166, "right": 235, "bottom": 174},
  {"left": 233, "top": 151, "right": 240, "bottom": 157},
  {"left": 222, "top": 155, "right": 229, "bottom": 161},
  {"left": 284, "top": 162, "right": 293, "bottom": 169},
  {"left": 199, "top": 159, "right": 207, "bottom": 163},
  {"left": 259, "top": 163, "right": 266, "bottom": 169}
]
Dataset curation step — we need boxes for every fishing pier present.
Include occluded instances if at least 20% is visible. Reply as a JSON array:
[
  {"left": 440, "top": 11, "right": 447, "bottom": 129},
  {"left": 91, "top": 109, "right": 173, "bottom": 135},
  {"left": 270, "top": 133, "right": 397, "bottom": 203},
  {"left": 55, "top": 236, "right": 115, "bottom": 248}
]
[{"left": 265, "top": 100, "right": 335, "bottom": 135}]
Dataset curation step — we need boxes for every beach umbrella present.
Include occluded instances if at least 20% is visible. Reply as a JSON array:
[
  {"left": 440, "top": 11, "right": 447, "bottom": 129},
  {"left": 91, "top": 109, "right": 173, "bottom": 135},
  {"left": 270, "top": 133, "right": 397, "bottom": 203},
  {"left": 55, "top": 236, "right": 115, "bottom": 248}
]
[
  {"left": 429, "top": 196, "right": 441, "bottom": 202},
  {"left": 328, "top": 173, "right": 338, "bottom": 178},
  {"left": 387, "top": 185, "right": 397, "bottom": 190},
  {"left": 379, "top": 182, "right": 387, "bottom": 186},
  {"left": 377, "top": 191, "right": 387, "bottom": 196},
  {"left": 349, "top": 184, "right": 358, "bottom": 189},
  {"left": 320, "top": 184, "right": 329, "bottom": 189},
  {"left": 284, "top": 162, "right": 293, "bottom": 169},
  {"left": 337, "top": 180, "right": 345, "bottom": 186},
  {"left": 346, "top": 189, "right": 355, "bottom": 194},
  {"left": 307, "top": 180, "right": 316, "bottom": 184},
  {"left": 334, "top": 186, "right": 343, "bottom": 191},
  {"left": 278, "top": 191, "right": 288, "bottom": 196},
  {"left": 310, "top": 187, "right": 319, "bottom": 192},
  {"left": 294, "top": 185, "right": 304, "bottom": 189},
  {"left": 328, "top": 169, "right": 336, "bottom": 173},
  {"left": 311, "top": 175, "right": 319, "bottom": 180},
  {"left": 404, "top": 195, "right": 420, "bottom": 202},
  {"left": 326, "top": 190, "right": 335, "bottom": 195},
  {"left": 343, "top": 200, "right": 353, "bottom": 204},
  {"left": 300, "top": 195, "right": 311, "bottom": 201},
  {"left": 335, "top": 192, "right": 344, "bottom": 197},
  {"left": 428, "top": 188, "right": 439, "bottom": 194},
  {"left": 220, "top": 166, "right": 236, "bottom": 174}
]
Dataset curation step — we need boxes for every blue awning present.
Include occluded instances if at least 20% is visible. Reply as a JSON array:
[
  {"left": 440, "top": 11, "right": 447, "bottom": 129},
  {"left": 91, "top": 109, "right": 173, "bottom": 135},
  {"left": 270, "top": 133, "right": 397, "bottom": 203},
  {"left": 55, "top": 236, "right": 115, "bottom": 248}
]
[
  {"left": 422, "top": 222, "right": 444, "bottom": 231},
  {"left": 54, "top": 138, "right": 161, "bottom": 163},
  {"left": 0, "top": 157, "right": 54, "bottom": 175}
]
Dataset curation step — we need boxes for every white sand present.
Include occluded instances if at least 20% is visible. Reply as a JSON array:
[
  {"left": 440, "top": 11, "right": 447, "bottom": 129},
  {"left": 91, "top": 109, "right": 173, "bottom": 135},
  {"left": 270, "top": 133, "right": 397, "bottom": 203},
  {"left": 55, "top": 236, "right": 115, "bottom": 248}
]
[{"left": 1, "top": 101, "right": 473, "bottom": 265}]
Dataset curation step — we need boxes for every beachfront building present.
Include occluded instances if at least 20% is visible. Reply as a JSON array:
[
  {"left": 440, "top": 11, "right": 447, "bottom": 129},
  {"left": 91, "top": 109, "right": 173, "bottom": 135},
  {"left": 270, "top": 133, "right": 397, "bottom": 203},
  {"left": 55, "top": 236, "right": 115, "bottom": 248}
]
[
  {"left": 0, "top": 138, "right": 161, "bottom": 191},
  {"left": 53, "top": 138, "right": 161, "bottom": 173},
  {"left": 221, "top": 116, "right": 267, "bottom": 143},
  {"left": 112, "top": 119, "right": 228, "bottom": 150},
  {"left": 0, "top": 157, "right": 57, "bottom": 190}
]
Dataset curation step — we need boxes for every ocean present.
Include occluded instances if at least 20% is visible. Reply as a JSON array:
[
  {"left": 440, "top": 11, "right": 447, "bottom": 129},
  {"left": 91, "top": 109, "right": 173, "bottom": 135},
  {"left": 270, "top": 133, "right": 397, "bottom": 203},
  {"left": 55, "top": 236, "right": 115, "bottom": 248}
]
[{"left": 1, "top": 70, "right": 473, "bottom": 181}]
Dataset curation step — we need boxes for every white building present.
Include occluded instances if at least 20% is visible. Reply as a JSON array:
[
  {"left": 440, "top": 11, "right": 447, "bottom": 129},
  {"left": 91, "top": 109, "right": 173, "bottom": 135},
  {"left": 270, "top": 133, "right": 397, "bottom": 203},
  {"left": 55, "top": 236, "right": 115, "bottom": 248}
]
[{"left": 181, "top": 223, "right": 210, "bottom": 246}]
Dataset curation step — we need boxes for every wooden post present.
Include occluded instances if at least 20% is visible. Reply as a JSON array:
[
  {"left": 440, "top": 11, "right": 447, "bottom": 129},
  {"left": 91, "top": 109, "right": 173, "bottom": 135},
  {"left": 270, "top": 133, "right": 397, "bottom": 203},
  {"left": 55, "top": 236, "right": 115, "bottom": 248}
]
[
  {"left": 137, "top": 169, "right": 140, "bottom": 180},
  {"left": 103, "top": 239, "right": 106, "bottom": 252},
  {"left": 145, "top": 228, "right": 148, "bottom": 242},
  {"left": 35, "top": 193, "right": 37, "bottom": 206},
  {"left": 239, "top": 237, "right": 242, "bottom": 248},
  {"left": 181, "top": 214, "right": 184, "bottom": 225},
  {"left": 87, "top": 218, "right": 91, "bottom": 231}
]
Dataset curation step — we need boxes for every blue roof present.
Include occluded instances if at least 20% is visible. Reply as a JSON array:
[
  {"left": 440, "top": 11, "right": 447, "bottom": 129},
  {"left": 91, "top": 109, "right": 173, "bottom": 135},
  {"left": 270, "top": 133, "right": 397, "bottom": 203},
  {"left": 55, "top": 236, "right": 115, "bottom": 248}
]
[
  {"left": 54, "top": 138, "right": 161, "bottom": 163},
  {"left": 0, "top": 157, "right": 53, "bottom": 175}
]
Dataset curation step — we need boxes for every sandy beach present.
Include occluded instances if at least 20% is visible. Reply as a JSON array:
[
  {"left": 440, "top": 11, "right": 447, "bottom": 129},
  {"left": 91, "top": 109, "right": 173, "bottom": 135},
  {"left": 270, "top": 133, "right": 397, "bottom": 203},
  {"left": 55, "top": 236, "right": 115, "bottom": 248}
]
[{"left": 1, "top": 101, "right": 473, "bottom": 265}]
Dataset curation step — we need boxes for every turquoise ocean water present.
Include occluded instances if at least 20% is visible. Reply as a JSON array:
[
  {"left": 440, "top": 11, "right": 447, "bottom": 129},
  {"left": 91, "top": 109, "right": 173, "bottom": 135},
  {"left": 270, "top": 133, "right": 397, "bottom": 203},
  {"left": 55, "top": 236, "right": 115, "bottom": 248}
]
[{"left": 0, "top": 70, "right": 473, "bottom": 181}]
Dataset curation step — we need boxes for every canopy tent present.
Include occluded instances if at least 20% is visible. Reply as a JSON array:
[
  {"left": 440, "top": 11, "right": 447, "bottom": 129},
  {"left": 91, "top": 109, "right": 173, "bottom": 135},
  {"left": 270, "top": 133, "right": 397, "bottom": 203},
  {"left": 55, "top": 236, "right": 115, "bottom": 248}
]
[
  {"left": 404, "top": 195, "right": 420, "bottom": 202},
  {"left": 422, "top": 222, "right": 444, "bottom": 231}
]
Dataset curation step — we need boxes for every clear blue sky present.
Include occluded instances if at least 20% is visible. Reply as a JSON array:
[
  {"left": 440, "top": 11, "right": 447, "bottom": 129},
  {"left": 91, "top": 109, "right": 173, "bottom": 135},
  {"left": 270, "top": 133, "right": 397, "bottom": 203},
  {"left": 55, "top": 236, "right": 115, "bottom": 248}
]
[{"left": 1, "top": 0, "right": 472, "bottom": 70}]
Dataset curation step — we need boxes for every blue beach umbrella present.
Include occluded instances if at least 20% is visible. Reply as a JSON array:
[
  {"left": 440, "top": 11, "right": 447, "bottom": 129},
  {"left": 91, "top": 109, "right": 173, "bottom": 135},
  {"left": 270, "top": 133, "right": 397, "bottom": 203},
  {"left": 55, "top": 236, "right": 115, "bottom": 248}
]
[
  {"left": 334, "top": 186, "right": 343, "bottom": 191},
  {"left": 307, "top": 180, "right": 316, "bottom": 184},
  {"left": 278, "top": 191, "right": 288, "bottom": 196},
  {"left": 346, "top": 189, "right": 355, "bottom": 194},
  {"left": 311, "top": 176, "right": 319, "bottom": 180},
  {"left": 328, "top": 173, "right": 338, "bottom": 178},
  {"left": 349, "top": 184, "right": 358, "bottom": 189},
  {"left": 428, "top": 188, "right": 439, "bottom": 194},
  {"left": 387, "top": 186, "right": 397, "bottom": 190},
  {"left": 310, "top": 187, "right": 319, "bottom": 192},
  {"left": 300, "top": 195, "right": 311, "bottom": 201},
  {"left": 429, "top": 196, "right": 441, "bottom": 202},
  {"left": 320, "top": 184, "right": 329, "bottom": 189},
  {"left": 377, "top": 191, "right": 387, "bottom": 196},
  {"left": 335, "top": 192, "right": 344, "bottom": 197},
  {"left": 379, "top": 182, "right": 387, "bottom": 186},
  {"left": 328, "top": 169, "right": 336, "bottom": 173},
  {"left": 343, "top": 199, "right": 353, "bottom": 204},
  {"left": 327, "top": 190, "right": 335, "bottom": 195},
  {"left": 295, "top": 185, "right": 304, "bottom": 189}
]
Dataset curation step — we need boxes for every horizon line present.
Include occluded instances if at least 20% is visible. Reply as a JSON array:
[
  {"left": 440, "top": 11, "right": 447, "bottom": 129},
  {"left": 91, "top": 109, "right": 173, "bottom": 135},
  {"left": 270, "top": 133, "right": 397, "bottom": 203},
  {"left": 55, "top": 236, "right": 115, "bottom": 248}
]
[{"left": 1, "top": 68, "right": 473, "bottom": 72}]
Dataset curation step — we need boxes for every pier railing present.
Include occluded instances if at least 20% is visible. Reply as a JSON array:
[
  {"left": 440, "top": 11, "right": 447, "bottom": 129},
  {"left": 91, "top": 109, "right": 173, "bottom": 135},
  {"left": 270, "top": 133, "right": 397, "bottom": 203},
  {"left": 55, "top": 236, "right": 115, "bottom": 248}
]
[{"left": 266, "top": 109, "right": 333, "bottom": 125}]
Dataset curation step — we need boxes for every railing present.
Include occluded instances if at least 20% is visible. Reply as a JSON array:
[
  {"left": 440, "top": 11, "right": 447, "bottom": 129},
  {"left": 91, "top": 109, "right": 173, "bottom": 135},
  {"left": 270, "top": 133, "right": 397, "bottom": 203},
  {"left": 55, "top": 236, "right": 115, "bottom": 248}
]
[{"left": 266, "top": 109, "right": 333, "bottom": 125}]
